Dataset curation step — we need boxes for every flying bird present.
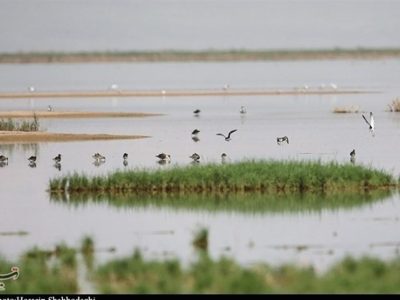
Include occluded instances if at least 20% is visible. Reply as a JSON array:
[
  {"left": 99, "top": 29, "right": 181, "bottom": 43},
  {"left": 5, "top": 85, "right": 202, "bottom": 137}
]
[
  {"left": 216, "top": 129, "right": 238, "bottom": 141},
  {"left": 362, "top": 112, "right": 375, "bottom": 136}
]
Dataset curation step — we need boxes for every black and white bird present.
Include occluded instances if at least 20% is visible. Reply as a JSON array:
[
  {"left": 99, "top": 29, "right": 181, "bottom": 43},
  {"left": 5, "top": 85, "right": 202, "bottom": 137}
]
[
  {"left": 48, "top": 105, "right": 53, "bottom": 112},
  {"left": 28, "top": 156, "right": 37, "bottom": 163},
  {"left": 156, "top": 153, "right": 171, "bottom": 161},
  {"left": 92, "top": 153, "right": 106, "bottom": 161},
  {"left": 191, "top": 129, "right": 200, "bottom": 135},
  {"left": 123, "top": 153, "right": 128, "bottom": 160},
  {"left": 189, "top": 153, "right": 200, "bottom": 162},
  {"left": 240, "top": 106, "right": 247, "bottom": 114},
  {"left": 362, "top": 112, "right": 375, "bottom": 136},
  {"left": 53, "top": 154, "right": 61, "bottom": 163},
  {"left": 221, "top": 153, "right": 228, "bottom": 164},
  {"left": 217, "top": 129, "right": 238, "bottom": 141},
  {"left": 0, "top": 155, "right": 8, "bottom": 163},
  {"left": 277, "top": 136, "right": 289, "bottom": 145},
  {"left": 350, "top": 149, "right": 356, "bottom": 164}
]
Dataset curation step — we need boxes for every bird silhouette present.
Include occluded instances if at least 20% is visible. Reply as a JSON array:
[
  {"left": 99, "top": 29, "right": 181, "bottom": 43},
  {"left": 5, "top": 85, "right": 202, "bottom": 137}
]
[{"left": 216, "top": 129, "right": 238, "bottom": 141}]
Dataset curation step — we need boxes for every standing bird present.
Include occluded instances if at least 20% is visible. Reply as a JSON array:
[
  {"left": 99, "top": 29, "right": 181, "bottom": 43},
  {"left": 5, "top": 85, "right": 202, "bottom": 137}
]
[
  {"left": 92, "top": 153, "right": 106, "bottom": 161},
  {"left": 189, "top": 153, "right": 200, "bottom": 162},
  {"left": 216, "top": 129, "right": 238, "bottom": 141},
  {"left": 277, "top": 136, "right": 289, "bottom": 145},
  {"left": 350, "top": 149, "right": 356, "bottom": 164},
  {"left": 123, "top": 153, "right": 128, "bottom": 160},
  {"left": 28, "top": 156, "right": 37, "bottom": 163},
  {"left": 48, "top": 105, "right": 53, "bottom": 112},
  {"left": 156, "top": 153, "right": 171, "bottom": 161},
  {"left": 0, "top": 155, "right": 8, "bottom": 163},
  {"left": 221, "top": 153, "right": 228, "bottom": 164},
  {"left": 240, "top": 106, "right": 247, "bottom": 114},
  {"left": 362, "top": 112, "right": 375, "bottom": 136},
  {"left": 53, "top": 154, "right": 61, "bottom": 163}
]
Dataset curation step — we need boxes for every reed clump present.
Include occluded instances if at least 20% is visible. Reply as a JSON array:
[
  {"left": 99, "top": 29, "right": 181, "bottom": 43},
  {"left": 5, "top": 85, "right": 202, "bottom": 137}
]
[
  {"left": 0, "top": 114, "right": 40, "bottom": 131},
  {"left": 387, "top": 97, "right": 400, "bottom": 112},
  {"left": 49, "top": 160, "right": 397, "bottom": 195}
]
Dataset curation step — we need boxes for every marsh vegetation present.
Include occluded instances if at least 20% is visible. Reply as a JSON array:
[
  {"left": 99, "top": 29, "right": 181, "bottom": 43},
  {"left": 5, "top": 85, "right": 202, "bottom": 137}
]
[{"left": 49, "top": 160, "right": 397, "bottom": 195}]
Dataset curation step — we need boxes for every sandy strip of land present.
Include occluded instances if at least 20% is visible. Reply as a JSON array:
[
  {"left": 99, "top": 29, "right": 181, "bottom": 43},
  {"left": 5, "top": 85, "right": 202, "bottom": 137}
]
[
  {"left": 0, "top": 111, "right": 163, "bottom": 119},
  {"left": 0, "top": 88, "right": 377, "bottom": 99},
  {"left": 0, "top": 131, "right": 149, "bottom": 143}
]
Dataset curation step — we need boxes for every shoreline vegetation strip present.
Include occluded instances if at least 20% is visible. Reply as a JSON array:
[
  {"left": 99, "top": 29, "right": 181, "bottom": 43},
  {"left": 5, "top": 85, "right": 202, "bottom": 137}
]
[
  {"left": 1, "top": 48, "right": 400, "bottom": 63},
  {"left": 49, "top": 160, "right": 398, "bottom": 194},
  {"left": 2, "top": 241, "right": 400, "bottom": 293}
]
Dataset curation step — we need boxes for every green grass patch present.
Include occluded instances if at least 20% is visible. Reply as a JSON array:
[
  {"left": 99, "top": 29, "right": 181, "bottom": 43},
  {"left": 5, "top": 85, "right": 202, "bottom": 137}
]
[
  {"left": 0, "top": 243, "right": 78, "bottom": 293},
  {"left": 0, "top": 115, "right": 40, "bottom": 131},
  {"left": 49, "top": 160, "right": 397, "bottom": 195},
  {"left": 94, "top": 251, "right": 400, "bottom": 293}
]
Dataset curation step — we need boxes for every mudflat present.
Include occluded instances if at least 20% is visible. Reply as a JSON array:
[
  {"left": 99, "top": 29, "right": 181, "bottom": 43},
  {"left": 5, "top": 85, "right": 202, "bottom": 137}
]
[{"left": 0, "top": 131, "right": 149, "bottom": 143}]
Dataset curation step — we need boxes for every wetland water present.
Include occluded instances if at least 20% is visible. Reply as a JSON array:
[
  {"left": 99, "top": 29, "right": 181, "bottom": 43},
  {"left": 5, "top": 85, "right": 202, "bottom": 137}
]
[{"left": 1, "top": 59, "right": 400, "bottom": 272}]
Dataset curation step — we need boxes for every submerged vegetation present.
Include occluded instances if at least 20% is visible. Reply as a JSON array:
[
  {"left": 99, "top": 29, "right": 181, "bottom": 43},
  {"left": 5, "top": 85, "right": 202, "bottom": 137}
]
[
  {"left": 1, "top": 48, "right": 400, "bottom": 63},
  {"left": 49, "top": 160, "right": 397, "bottom": 195},
  {"left": 0, "top": 115, "right": 40, "bottom": 132},
  {"left": 3, "top": 239, "right": 400, "bottom": 294}
]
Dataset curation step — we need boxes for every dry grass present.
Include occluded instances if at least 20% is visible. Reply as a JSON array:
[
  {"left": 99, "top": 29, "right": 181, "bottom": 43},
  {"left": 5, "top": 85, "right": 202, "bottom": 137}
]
[{"left": 332, "top": 105, "right": 360, "bottom": 113}]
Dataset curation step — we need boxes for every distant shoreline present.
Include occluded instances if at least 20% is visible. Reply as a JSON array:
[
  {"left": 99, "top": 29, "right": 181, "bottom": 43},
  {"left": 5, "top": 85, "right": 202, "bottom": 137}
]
[{"left": 1, "top": 48, "right": 400, "bottom": 63}]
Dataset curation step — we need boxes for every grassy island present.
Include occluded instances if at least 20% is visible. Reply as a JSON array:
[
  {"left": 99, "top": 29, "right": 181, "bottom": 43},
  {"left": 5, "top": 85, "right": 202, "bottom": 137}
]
[{"left": 49, "top": 160, "right": 397, "bottom": 195}]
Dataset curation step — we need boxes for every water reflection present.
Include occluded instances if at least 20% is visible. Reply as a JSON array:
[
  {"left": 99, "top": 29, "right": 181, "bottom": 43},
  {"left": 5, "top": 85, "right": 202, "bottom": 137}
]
[
  {"left": 0, "top": 161, "right": 8, "bottom": 168},
  {"left": 28, "top": 162, "right": 37, "bottom": 168},
  {"left": 50, "top": 190, "right": 393, "bottom": 214},
  {"left": 191, "top": 136, "right": 200, "bottom": 143},
  {"left": 93, "top": 160, "right": 105, "bottom": 167},
  {"left": 53, "top": 162, "right": 62, "bottom": 171},
  {"left": 0, "top": 143, "right": 39, "bottom": 154}
]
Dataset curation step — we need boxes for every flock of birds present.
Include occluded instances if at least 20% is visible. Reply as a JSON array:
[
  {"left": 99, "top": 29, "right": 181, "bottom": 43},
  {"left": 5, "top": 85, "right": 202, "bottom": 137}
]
[{"left": 0, "top": 106, "right": 375, "bottom": 169}]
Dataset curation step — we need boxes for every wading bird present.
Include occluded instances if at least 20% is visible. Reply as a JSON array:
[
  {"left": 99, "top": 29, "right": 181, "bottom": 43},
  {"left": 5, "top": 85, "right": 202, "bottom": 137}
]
[
  {"left": 350, "top": 149, "right": 356, "bottom": 164},
  {"left": 189, "top": 153, "right": 200, "bottom": 162}
]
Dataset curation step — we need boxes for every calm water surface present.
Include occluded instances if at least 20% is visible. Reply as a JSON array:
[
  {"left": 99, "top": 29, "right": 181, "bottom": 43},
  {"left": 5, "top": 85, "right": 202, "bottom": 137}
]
[{"left": 0, "top": 59, "right": 400, "bottom": 273}]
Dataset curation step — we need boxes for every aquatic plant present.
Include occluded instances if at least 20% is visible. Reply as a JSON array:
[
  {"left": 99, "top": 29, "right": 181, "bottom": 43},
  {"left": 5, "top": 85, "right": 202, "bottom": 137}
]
[
  {"left": 49, "top": 160, "right": 397, "bottom": 195},
  {"left": 94, "top": 251, "right": 400, "bottom": 293},
  {"left": 387, "top": 97, "right": 400, "bottom": 112},
  {"left": 0, "top": 114, "right": 40, "bottom": 131},
  {"left": 192, "top": 228, "right": 209, "bottom": 252},
  {"left": 0, "top": 243, "right": 78, "bottom": 293}
]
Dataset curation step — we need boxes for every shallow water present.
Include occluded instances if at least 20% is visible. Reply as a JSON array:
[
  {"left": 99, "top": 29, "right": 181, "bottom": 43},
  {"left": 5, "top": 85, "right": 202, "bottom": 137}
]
[{"left": 1, "top": 59, "right": 400, "bottom": 272}]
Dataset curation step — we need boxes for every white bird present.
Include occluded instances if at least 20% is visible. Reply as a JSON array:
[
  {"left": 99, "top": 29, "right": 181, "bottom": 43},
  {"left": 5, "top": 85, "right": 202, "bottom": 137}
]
[
  {"left": 362, "top": 112, "right": 375, "bottom": 136},
  {"left": 48, "top": 105, "right": 53, "bottom": 112},
  {"left": 216, "top": 129, "right": 238, "bottom": 141},
  {"left": 28, "top": 86, "right": 35, "bottom": 92},
  {"left": 277, "top": 136, "right": 289, "bottom": 145}
]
